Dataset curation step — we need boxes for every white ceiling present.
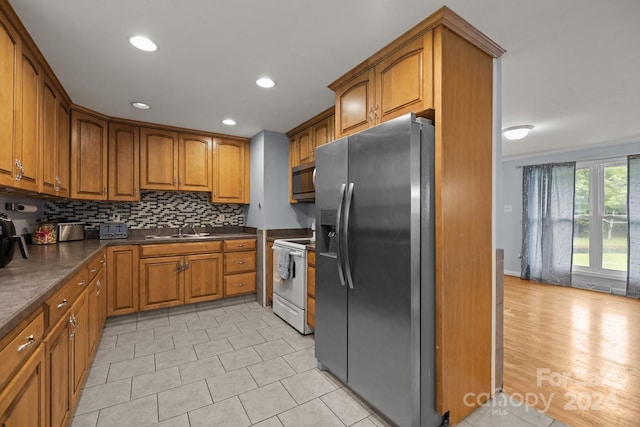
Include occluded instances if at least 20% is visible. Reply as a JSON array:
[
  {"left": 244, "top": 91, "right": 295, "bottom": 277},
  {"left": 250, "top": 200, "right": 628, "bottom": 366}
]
[{"left": 8, "top": 0, "right": 640, "bottom": 159}]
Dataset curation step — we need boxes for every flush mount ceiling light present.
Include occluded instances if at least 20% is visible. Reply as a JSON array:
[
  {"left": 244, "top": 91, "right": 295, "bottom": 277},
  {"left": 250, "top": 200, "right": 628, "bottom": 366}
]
[
  {"left": 129, "top": 36, "right": 157, "bottom": 52},
  {"left": 222, "top": 118, "right": 236, "bottom": 126},
  {"left": 131, "top": 101, "right": 151, "bottom": 110},
  {"left": 256, "top": 77, "right": 276, "bottom": 88},
  {"left": 503, "top": 125, "right": 534, "bottom": 141}
]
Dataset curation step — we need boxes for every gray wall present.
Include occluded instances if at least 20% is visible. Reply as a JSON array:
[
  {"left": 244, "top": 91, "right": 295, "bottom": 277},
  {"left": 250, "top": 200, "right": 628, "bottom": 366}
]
[
  {"left": 502, "top": 140, "right": 640, "bottom": 275},
  {"left": 247, "top": 130, "right": 314, "bottom": 230}
]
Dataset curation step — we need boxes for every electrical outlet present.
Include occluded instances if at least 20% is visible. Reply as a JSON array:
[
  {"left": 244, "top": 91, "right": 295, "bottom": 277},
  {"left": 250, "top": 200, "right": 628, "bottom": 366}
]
[
  {"left": 503, "top": 205, "right": 513, "bottom": 213},
  {"left": 113, "top": 213, "right": 121, "bottom": 222},
  {"left": 218, "top": 214, "right": 225, "bottom": 222}
]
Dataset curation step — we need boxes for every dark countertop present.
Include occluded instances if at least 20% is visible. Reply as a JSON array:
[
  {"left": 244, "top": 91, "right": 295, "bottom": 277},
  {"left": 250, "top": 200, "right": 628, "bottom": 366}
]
[{"left": 0, "top": 231, "right": 256, "bottom": 341}]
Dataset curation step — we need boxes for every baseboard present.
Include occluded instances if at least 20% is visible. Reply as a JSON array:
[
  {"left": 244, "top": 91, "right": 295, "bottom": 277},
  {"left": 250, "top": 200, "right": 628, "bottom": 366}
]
[{"left": 504, "top": 270, "right": 520, "bottom": 277}]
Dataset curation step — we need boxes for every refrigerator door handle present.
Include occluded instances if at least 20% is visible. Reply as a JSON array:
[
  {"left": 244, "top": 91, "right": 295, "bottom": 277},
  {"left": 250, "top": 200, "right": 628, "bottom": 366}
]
[
  {"left": 343, "top": 182, "right": 355, "bottom": 290},
  {"left": 335, "top": 183, "right": 347, "bottom": 287}
]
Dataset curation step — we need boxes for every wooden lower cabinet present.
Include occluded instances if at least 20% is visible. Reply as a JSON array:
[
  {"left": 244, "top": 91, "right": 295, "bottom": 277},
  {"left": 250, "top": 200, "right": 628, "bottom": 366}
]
[
  {"left": 307, "top": 250, "right": 316, "bottom": 328},
  {"left": 88, "top": 267, "right": 106, "bottom": 359},
  {"left": 107, "top": 246, "right": 139, "bottom": 316},
  {"left": 224, "top": 272, "right": 257, "bottom": 297},
  {"left": 70, "top": 291, "right": 88, "bottom": 404},
  {"left": 0, "top": 345, "right": 46, "bottom": 427},
  {"left": 139, "top": 256, "right": 184, "bottom": 311},
  {"left": 45, "top": 315, "right": 72, "bottom": 427},
  {"left": 184, "top": 253, "right": 223, "bottom": 304}
]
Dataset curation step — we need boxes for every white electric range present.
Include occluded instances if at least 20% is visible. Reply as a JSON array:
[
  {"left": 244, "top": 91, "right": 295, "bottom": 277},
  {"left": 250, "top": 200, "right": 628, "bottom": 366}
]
[{"left": 272, "top": 237, "right": 314, "bottom": 334}]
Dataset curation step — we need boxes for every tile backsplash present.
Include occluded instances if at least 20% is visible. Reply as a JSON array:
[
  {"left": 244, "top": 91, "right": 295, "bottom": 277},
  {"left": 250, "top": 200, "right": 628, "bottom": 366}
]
[{"left": 43, "top": 191, "right": 245, "bottom": 230}]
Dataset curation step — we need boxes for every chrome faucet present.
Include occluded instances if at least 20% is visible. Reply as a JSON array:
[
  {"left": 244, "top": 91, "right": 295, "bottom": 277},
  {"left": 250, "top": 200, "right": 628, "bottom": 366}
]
[{"left": 178, "top": 223, "right": 197, "bottom": 236}]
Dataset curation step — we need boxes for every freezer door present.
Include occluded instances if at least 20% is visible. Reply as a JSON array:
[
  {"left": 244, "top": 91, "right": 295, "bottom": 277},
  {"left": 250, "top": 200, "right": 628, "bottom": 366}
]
[
  {"left": 345, "top": 114, "right": 422, "bottom": 426},
  {"left": 315, "top": 137, "right": 349, "bottom": 382}
]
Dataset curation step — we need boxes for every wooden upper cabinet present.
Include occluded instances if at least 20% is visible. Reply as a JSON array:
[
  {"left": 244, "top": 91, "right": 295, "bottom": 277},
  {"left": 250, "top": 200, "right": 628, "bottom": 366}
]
[
  {"left": 15, "top": 45, "right": 41, "bottom": 192},
  {"left": 41, "top": 77, "right": 70, "bottom": 198},
  {"left": 179, "top": 133, "right": 212, "bottom": 192},
  {"left": 57, "top": 102, "right": 70, "bottom": 197},
  {"left": 296, "top": 128, "right": 314, "bottom": 164},
  {"left": 140, "top": 127, "right": 179, "bottom": 191},
  {"left": 332, "top": 32, "right": 433, "bottom": 138},
  {"left": 312, "top": 114, "right": 334, "bottom": 154},
  {"left": 140, "top": 129, "right": 211, "bottom": 192},
  {"left": 375, "top": 34, "right": 433, "bottom": 123},
  {"left": 70, "top": 110, "right": 108, "bottom": 200},
  {"left": 212, "top": 138, "right": 250, "bottom": 204},
  {"left": 0, "top": 13, "right": 19, "bottom": 188},
  {"left": 108, "top": 123, "right": 140, "bottom": 201},
  {"left": 334, "top": 69, "right": 374, "bottom": 138}
]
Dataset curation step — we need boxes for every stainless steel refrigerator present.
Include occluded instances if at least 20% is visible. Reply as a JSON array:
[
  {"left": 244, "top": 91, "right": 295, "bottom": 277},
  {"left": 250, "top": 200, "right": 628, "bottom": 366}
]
[{"left": 315, "top": 113, "right": 441, "bottom": 427}]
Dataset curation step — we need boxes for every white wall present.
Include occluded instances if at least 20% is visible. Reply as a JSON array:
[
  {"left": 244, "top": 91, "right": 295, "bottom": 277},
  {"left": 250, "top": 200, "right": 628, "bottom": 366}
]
[
  {"left": 0, "top": 194, "right": 44, "bottom": 235},
  {"left": 247, "top": 130, "right": 314, "bottom": 230},
  {"left": 502, "top": 139, "right": 640, "bottom": 276}
]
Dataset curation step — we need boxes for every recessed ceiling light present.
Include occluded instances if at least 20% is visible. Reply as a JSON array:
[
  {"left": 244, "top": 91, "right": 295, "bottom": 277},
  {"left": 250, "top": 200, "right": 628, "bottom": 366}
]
[
  {"left": 222, "top": 118, "right": 236, "bottom": 126},
  {"left": 131, "top": 101, "right": 151, "bottom": 110},
  {"left": 256, "top": 77, "right": 276, "bottom": 88},
  {"left": 503, "top": 125, "right": 534, "bottom": 141},
  {"left": 129, "top": 36, "right": 157, "bottom": 52}
]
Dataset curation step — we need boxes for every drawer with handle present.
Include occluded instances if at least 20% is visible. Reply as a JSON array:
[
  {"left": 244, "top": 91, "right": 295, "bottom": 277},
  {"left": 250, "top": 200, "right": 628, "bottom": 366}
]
[
  {"left": 223, "top": 239, "right": 256, "bottom": 252},
  {"left": 224, "top": 251, "right": 256, "bottom": 274},
  {"left": 87, "top": 250, "right": 106, "bottom": 282},
  {"left": 0, "top": 311, "right": 44, "bottom": 389},
  {"left": 224, "top": 272, "right": 257, "bottom": 296},
  {"left": 46, "top": 268, "right": 88, "bottom": 328}
]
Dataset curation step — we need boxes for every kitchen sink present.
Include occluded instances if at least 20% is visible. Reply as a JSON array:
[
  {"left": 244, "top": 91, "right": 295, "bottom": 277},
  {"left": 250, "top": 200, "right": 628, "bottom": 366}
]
[{"left": 144, "top": 233, "right": 212, "bottom": 240}]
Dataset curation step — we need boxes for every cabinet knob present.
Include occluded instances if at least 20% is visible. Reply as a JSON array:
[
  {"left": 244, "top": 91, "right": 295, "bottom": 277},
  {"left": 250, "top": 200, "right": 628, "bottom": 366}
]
[
  {"left": 235, "top": 261, "right": 245, "bottom": 264},
  {"left": 368, "top": 107, "right": 373, "bottom": 124},
  {"left": 57, "top": 299, "right": 68, "bottom": 309},
  {"left": 90, "top": 268, "right": 97, "bottom": 273},
  {"left": 104, "top": 186, "right": 107, "bottom": 195},
  {"left": 374, "top": 105, "right": 379, "bottom": 122},
  {"left": 237, "top": 283, "right": 245, "bottom": 287},
  {"left": 173, "top": 178, "right": 177, "bottom": 187},
  {"left": 78, "top": 280, "right": 86, "bottom": 287}
]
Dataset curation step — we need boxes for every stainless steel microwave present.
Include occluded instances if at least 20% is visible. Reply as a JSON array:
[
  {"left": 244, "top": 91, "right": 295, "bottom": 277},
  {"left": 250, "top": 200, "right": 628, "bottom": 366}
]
[{"left": 292, "top": 161, "right": 315, "bottom": 202}]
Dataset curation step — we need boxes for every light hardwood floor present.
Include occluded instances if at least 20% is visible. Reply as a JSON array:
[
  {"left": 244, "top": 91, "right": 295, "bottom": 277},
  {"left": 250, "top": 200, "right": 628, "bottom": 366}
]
[{"left": 503, "top": 276, "right": 640, "bottom": 427}]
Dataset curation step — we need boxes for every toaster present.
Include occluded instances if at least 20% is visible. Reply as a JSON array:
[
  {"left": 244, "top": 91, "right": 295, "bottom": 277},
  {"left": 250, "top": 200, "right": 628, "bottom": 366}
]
[{"left": 57, "top": 223, "right": 86, "bottom": 242}]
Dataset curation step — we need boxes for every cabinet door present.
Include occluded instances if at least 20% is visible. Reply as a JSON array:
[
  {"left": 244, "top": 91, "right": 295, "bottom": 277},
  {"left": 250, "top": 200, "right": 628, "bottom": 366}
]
[
  {"left": 45, "top": 315, "right": 72, "bottom": 427},
  {"left": 184, "top": 253, "right": 223, "bottom": 304},
  {"left": 212, "top": 139, "right": 249, "bottom": 204},
  {"left": 70, "top": 291, "right": 88, "bottom": 404},
  {"left": 41, "top": 79, "right": 58, "bottom": 196},
  {"left": 311, "top": 115, "right": 334, "bottom": 158},
  {"left": 140, "top": 127, "right": 178, "bottom": 190},
  {"left": 179, "top": 133, "right": 212, "bottom": 192},
  {"left": 0, "top": 345, "right": 46, "bottom": 427},
  {"left": 374, "top": 34, "right": 433, "bottom": 123},
  {"left": 107, "top": 246, "right": 139, "bottom": 316},
  {"left": 70, "top": 110, "right": 108, "bottom": 200},
  {"left": 16, "top": 45, "right": 41, "bottom": 192},
  {"left": 296, "top": 128, "right": 314, "bottom": 164},
  {"left": 0, "top": 14, "right": 19, "bottom": 187},
  {"left": 334, "top": 69, "right": 375, "bottom": 138},
  {"left": 139, "top": 256, "right": 184, "bottom": 311},
  {"left": 87, "top": 268, "right": 106, "bottom": 359},
  {"left": 56, "top": 102, "right": 70, "bottom": 198},
  {"left": 108, "top": 123, "right": 140, "bottom": 201}
]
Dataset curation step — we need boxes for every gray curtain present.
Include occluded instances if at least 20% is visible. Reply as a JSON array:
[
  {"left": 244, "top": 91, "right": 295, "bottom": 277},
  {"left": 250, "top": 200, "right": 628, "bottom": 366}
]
[
  {"left": 521, "top": 162, "right": 576, "bottom": 285},
  {"left": 626, "top": 155, "right": 640, "bottom": 298}
]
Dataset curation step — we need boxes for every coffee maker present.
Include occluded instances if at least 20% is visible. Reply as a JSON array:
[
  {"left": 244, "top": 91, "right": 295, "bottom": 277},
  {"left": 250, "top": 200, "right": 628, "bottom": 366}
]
[{"left": 0, "top": 214, "right": 29, "bottom": 268}]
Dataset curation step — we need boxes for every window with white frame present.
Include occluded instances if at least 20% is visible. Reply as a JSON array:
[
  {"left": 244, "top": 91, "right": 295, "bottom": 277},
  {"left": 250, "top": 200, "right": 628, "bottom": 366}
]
[{"left": 573, "top": 158, "right": 628, "bottom": 276}]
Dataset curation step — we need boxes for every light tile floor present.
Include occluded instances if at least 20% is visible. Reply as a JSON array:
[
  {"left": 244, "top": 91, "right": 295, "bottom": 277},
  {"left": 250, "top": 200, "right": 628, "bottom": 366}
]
[{"left": 71, "top": 299, "right": 565, "bottom": 427}]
